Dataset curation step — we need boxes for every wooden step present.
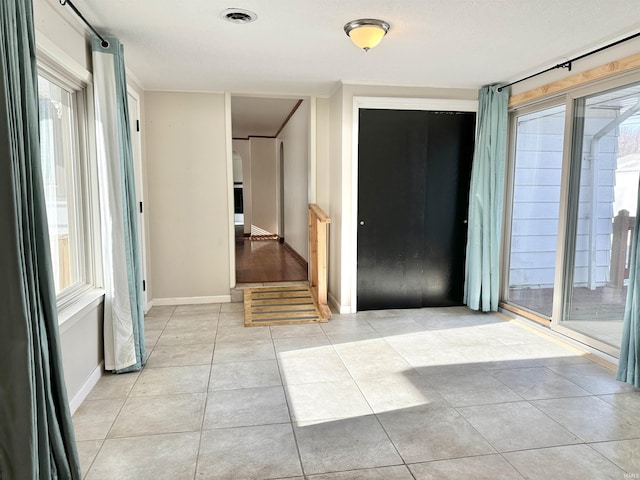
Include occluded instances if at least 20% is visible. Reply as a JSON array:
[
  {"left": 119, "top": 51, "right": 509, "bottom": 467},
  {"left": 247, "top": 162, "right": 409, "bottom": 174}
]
[{"left": 244, "top": 285, "right": 329, "bottom": 326}]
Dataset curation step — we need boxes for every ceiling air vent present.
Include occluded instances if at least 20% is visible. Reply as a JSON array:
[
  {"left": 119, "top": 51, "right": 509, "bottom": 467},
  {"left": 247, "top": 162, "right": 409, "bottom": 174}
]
[{"left": 220, "top": 8, "right": 257, "bottom": 24}]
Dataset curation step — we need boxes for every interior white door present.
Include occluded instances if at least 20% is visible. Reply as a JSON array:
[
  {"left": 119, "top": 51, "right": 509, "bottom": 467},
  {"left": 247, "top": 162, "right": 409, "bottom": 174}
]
[{"left": 127, "top": 91, "right": 148, "bottom": 307}]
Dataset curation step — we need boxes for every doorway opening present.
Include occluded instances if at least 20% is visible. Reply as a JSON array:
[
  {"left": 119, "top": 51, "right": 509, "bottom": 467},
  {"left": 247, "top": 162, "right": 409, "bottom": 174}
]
[{"left": 231, "top": 96, "right": 309, "bottom": 284}]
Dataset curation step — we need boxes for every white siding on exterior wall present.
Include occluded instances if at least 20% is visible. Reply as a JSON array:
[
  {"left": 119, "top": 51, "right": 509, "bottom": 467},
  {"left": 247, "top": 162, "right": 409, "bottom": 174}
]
[
  {"left": 510, "top": 110, "right": 564, "bottom": 288},
  {"left": 510, "top": 109, "right": 618, "bottom": 289},
  {"left": 574, "top": 110, "right": 619, "bottom": 287}
]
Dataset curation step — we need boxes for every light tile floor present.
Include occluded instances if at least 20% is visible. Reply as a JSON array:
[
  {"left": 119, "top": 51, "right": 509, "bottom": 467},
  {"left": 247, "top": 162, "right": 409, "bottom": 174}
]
[{"left": 74, "top": 304, "right": 640, "bottom": 480}]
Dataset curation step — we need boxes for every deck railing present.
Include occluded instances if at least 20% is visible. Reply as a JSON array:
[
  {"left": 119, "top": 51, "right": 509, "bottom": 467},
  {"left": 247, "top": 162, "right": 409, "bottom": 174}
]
[
  {"left": 610, "top": 209, "right": 636, "bottom": 288},
  {"left": 308, "top": 204, "right": 331, "bottom": 319}
]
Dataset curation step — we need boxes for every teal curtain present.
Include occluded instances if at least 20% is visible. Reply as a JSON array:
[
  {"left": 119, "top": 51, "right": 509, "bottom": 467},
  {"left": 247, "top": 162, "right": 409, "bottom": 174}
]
[
  {"left": 92, "top": 36, "right": 146, "bottom": 373},
  {"left": 617, "top": 180, "right": 640, "bottom": 387},
  {"left": 464, "top": 84, "right": 510, "bottom": 312},
  {"left": 0, "top": 0, "right": 81, "bottom": 478}
]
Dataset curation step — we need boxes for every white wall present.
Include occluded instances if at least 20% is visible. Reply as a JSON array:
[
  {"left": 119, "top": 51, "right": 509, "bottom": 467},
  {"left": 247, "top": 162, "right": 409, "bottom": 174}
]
[
  {"left": 233, "top": 139, "right": 252, "bottom": 235},
  {"left": 59, "top": 300, "right": 104, "bottom": 413},
  {"left": 145, "top": 92, "right": 231, "bottom": 302},
  {"left": 34, "top": 0, "right": 89, "bottom": 71},
  {"left": 250, "top": 137, "right": 278, "bottom": 234},
  {"left": 315, "top": 98, "right": 330, "bottom": 211},
  {"left": 327, "top": 86, "right": 344, "bottom": 311},
  {"left": 278, "top": 100, "right": 310, "bottom": 260}
]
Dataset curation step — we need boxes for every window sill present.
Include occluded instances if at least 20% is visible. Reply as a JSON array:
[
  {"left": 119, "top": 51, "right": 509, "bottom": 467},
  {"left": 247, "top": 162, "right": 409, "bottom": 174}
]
[{"left": 58, "top": 288, "right": 105, "bottom": 334}]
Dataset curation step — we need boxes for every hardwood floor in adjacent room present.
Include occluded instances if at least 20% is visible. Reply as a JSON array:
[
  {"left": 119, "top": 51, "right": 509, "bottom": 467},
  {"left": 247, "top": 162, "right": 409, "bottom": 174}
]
[{"left": 235, "top": 238, "right": 307, "bottom": 283}]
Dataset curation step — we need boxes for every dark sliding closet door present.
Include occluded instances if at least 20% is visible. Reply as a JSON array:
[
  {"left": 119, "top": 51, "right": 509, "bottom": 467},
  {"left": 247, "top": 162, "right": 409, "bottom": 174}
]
[{"left": 357, "top": 108, "right": 476, "bottom": 311}]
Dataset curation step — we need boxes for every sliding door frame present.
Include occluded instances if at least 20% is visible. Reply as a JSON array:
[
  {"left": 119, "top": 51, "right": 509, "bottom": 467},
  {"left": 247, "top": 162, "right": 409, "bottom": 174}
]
[{"left": 503, "top": 69, "right": 640, "bottom": 358}]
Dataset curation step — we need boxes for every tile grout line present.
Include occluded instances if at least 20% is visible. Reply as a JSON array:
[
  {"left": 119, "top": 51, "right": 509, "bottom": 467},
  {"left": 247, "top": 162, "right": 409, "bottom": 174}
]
[
  {"left": 192, "top": 306, "right": 220, "bottom": 480},
  {"left": 82, "top": 307, "right": 174, "bottom": 478},
  {"left": 328, "top": 329, "right": 411, "bottom": 474},
  {"left": 273, "top": 334, "right": 307, "bottom": 478},
  {"left": 80, "top": 439, "right": 104, "bottom": 479},
  {"left": 585, "top": 441, "right": 639, "bottom": 476}
]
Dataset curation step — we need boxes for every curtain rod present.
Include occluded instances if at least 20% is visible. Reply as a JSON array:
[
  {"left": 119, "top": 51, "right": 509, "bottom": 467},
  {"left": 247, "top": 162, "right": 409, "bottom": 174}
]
[
  {"left": 498, "top": 31, "right": 640, "bottom": 92},
  {"left": 59, "top": 0, "right": 109, "bottom": 48}
]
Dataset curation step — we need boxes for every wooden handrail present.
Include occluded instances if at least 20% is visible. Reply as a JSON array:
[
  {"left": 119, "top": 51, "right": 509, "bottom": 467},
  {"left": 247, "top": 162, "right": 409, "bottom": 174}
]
[
  {"left": 308, "top": 204, "right": 331, "bottom": 319},
  {"left": 309, "top": 204, "right": 331, "bottom": 223}
]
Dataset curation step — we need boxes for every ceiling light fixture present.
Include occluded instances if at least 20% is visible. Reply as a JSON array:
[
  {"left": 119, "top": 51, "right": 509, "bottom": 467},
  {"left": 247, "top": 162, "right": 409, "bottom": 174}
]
[
  {"left": 220, "top": 8, "right": 257, "bottom": 24},
  {"left": 343, "top": 18, "right": 390, "bottom": 52}
]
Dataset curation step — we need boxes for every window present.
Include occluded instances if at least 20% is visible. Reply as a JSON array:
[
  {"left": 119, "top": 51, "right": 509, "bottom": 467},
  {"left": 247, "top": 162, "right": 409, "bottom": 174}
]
[
  {"left": 37, "top": 69, "right": 94, "bottom": 307},
  {"left": 504, "top": 73, "right": 640, "bottom": 356},
  {"left": 38, "top": 76, "right": 80, "bottom": 293},
  {"left": 508, "top": 104, "right": 566, "bottom": 317}
]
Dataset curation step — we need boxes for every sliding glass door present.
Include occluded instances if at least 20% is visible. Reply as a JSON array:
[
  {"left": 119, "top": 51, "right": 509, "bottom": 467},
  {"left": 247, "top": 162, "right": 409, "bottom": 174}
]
[
  {"left": 560, "top": 84, "right": 640, "bottom": 349},
  {"left": 505, "top": 76, "right": 640, "bottom": 356},
  {"left": 507, "top": 104, "right": 565, "bottom": 318}
]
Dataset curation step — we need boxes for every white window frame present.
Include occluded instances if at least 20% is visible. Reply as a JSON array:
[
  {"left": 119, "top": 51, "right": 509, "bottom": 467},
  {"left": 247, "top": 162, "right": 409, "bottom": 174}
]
[{"left": 36, "top": 37, "right": 102, "bottom": 315}]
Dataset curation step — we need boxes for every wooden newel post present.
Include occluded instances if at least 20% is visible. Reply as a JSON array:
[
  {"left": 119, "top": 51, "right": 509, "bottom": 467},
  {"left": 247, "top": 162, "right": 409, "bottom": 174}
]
[{"left": 308, "top": 204, "right": 331, "bottom": 319}]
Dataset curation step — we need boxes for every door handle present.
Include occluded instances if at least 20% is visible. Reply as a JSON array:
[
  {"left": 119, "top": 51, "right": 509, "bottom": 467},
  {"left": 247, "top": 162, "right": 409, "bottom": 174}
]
[{"left": 360, "top": 221, "right": 365, "bottom": 226}]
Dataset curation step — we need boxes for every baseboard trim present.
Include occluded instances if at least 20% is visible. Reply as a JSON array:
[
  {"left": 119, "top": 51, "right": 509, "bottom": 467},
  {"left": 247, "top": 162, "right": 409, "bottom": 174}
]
[
  {"left": 69, "top": 361, "right": 103, "bottom": 415},
  {"left": 152, "top": 295, "right": 232, "bottom": 306},
  {"left": 144, "top": 300, "right": 154, "bottom": 314},
  {"left": 283, "top": 241, "right": 308, "bottom": 270},
  {"left": 328, "top": 291, "right": 351, "bottom": 314}
]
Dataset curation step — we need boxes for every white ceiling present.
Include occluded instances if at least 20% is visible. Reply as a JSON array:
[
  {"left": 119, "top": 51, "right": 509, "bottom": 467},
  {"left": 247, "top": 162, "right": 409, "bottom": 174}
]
[
  {"left": 231, "top": 97, "right": 300, "bottom": 138},
  {"left": 70, "top": 0, "right": 640, "bottom": 96},
  {"left": 62, "top": 1, "right": 640, "bottom": 136}
]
